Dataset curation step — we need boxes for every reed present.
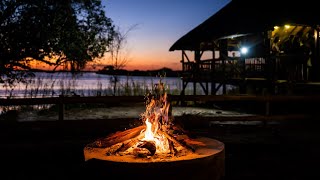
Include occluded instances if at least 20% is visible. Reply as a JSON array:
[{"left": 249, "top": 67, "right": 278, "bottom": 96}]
[{"left": 0, "top": 72, "right": 184, "bottom": 115}]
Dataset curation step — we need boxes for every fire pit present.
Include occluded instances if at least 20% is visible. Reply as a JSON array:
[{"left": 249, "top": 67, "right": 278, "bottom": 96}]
[{"left": 83, "top": 81, "right": 225, "bottom": 180}]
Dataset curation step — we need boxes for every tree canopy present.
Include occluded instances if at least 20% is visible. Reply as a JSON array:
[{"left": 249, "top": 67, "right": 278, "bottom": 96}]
[{"left": 0, "top": 0, "right": 115, "bottom": 84}]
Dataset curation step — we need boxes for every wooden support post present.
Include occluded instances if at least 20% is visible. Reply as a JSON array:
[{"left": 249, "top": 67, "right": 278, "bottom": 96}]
[
  {"left": 313, "top": 27, "right": 320, "bottom": 80},
  {"left": 206, "top": 82, "right": 209, "bottom": 95},
  {"left": 181, "top": 51, "right": 186, "bottom": 97},
  {"left": 265, "top": 30, "right": 274, "bottom": 94},
  {"left": 211, "top": 83, "right": 216, "bottom": 95},
  {"left": 180, "top": 81, "right": 188, "bottom": 106},
  {"left": 194, "top": 50, "right": 201, "bottom": 95},
  {"left": 211, "top": 48, "right": 216, "bottom": 95},
  {"left": 219, "top": 39, "right": 228, "bottom": 95}
]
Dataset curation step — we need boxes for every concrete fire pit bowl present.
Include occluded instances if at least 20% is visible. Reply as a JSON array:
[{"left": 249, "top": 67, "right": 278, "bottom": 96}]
[{"left": 84, "top": 136, "right": 225, "bottom": 180}]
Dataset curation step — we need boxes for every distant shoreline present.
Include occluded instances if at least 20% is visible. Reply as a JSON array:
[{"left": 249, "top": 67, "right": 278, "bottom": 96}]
[
  {"left": 96, "top": 68, "right": 182, "bottom": 77},
  {"left": 30, "top": 68, "right": 182, "bottom": 77}
]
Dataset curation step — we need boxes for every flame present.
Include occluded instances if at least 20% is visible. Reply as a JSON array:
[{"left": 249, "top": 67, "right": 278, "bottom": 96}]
[
  {"left": 144, "top": 118, "right": 155, "bottom": 141},
  {"left": 137, "top": 81, "right": 172, "bottom": 154},
  {"left": 96, "top": 80, "right": 195, "bottom": 158},
  {"left": 142, "top": 118, "right": 169, "bottom": 153}
]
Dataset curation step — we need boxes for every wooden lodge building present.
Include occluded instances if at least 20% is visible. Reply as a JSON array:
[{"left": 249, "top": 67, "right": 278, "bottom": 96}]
[{"left": 169, "top": 0, "right": 320, "bottom": 96}]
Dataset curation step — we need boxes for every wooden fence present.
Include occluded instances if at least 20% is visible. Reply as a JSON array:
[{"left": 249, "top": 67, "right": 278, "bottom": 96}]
[{"left": 1, "top": 95, "right": 319, "bottom": 121}]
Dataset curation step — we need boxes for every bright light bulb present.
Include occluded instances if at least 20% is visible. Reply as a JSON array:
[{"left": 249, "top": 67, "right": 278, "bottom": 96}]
[{"left": 240, "top": 47, "right": 248, "bottom": 55}]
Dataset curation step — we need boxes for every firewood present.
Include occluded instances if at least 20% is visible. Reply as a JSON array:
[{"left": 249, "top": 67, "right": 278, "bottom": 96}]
[
  {"left": 161, "top": 131, "right": 194, "bottom": 153},
  {"left": 105, "top": 143, "right": 124, "bottom": 156},
  {"left": 168, "top": 139, "right": 177, "bottom": 156},
  {"left": 115, "top": 133, "right": 144, "bottom": 153},
  {"left": 90, "top": 125, "right": 145, "bottom": 148},
  {"left": 133, "top": 147, "right": 151, "bottom": 158},
  {"left": 137, "top": 140, "right": 156, "bottom": 156}
]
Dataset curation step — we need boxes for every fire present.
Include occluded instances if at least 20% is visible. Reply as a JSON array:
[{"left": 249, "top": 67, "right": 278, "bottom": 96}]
[
  {"left": 142, "top": 118, "right": 170, "bottom": 153},
  {"left": 139, "top": 81, "right": 171, "bottom": 154},
  {"left": 143, "top": 119, "right": 154, "bottom": 140},
  {"left": 90, "top": 79, "right": 196, "bottom": 158},
  {"left": 83, "top": 82, "right": 225, "bottom": 180}
]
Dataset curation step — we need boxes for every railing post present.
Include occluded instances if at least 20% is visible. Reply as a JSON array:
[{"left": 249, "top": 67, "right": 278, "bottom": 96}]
[
  {"left": 58, "top": 95, "right": 65, "bottom": 121},
  {"left": 264, "top": 96, "right": 270, "bottom": 116},
  {"left": 262, "top": 97, "right": 270, "bottom": 127},
  {"left": 265, "top": 101, "right": 270, "bottom": 116}
]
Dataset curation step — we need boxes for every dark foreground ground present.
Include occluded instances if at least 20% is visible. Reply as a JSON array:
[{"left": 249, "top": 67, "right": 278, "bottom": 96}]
[{"left": 0, "top": 114, "right": 320, "bottom": 180}]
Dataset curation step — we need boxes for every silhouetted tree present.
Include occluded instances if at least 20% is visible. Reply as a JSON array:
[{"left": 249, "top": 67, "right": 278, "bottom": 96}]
[
  {"left": 109, "top": 24, "right": 138, "bottom": 71},
  {"left": 106, "top": 24, "right": 138, "bottom": 95},
  {"left": 0, "top": 0, "right": 115, "bottom": 84}
]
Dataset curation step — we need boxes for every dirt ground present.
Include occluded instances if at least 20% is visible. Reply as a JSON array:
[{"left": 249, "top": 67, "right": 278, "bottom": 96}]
[{"left": 1, "top": 103, "right": 320, "bottom": 179}]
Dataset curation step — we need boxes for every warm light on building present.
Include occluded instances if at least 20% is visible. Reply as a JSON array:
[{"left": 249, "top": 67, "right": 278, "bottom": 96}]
[{"left": 284, "top": 25, "right": 291, "bottom": 29}]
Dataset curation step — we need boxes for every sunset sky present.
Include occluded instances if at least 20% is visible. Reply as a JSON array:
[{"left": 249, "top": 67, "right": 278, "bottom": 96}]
[{"left": 98, "top": 0, "right": 231, "bottom": 71}]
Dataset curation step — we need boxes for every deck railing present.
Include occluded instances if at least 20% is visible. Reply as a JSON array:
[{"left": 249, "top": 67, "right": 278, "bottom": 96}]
[{"left": 182, "top": 58, "right": 266, "bottom": 80}]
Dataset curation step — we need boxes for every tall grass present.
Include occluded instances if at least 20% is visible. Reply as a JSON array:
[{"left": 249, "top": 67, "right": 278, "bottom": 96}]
[
  {"left": 0, "top": 72, "right": 237, "bottom": 99},
  {"left": 0, "top": 72, "right": 185, "bottom": 115},
  {"left": 0, "top": 72, "right": 237, "bottom": 116}
]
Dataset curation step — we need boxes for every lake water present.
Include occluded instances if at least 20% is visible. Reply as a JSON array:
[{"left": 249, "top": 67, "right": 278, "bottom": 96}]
[{"left": 0, "top": 72, "right": 235, "bottom": 98}]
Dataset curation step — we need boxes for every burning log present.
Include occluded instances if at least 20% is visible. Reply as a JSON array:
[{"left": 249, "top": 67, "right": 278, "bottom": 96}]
[
  {"left": 112, "top": 133, "right": 145, "bottom": 155},
  {"left": 162, "top": 131, "right": 195, "bottom": 153},
  {"left": 88, "top": 125, "right": 145, "bottom": 148},
  {"left": 93, "top": 125, "right": 196, "bottom": 157},
  {"left": 168, "top": 140, "right": 177, "bottom": 156},
  {"left": 137, "top": 141, "right": 156, "bottom": 155}
]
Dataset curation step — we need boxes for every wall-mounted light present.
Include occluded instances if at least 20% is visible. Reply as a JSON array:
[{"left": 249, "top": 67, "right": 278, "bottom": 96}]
[{"left": 240, "top": 47, "right": 248, "bottom": 55}]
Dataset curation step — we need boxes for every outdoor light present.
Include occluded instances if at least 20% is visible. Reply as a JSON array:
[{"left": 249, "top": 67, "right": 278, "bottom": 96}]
[
  {"left": 240, "top": 47, "right": 248, "bottom": 55},
  {"left": 285, "top": 24, "right": 291, "bottom": 29},
  {"left": 274, "top": 26, "right": 279, "bottom": 30}
]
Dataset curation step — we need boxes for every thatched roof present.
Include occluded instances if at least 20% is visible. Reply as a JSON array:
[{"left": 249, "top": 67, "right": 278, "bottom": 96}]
[{"left": 169, "top": 0, "right": 320, "bottom": 51}]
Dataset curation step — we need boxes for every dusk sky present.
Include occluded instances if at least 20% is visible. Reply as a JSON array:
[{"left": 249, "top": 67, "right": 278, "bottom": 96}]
[{"left": 100, "top": 0, "right": 231, "bottom": 71}]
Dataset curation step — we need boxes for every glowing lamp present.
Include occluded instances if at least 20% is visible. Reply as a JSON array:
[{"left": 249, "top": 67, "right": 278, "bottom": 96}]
[{"left": 240, "top": 47, "right": 248, "bottom": 55}]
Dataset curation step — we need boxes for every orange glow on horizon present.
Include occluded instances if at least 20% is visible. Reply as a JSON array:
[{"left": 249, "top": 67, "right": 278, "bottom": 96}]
[
  {"left": 123, "top": 51, "right": 182, "bottom": 71},
  {"left": 30, "top": 52, "right": 182, "bottom": 72}
]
